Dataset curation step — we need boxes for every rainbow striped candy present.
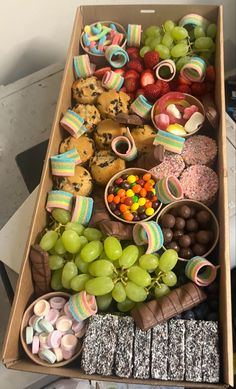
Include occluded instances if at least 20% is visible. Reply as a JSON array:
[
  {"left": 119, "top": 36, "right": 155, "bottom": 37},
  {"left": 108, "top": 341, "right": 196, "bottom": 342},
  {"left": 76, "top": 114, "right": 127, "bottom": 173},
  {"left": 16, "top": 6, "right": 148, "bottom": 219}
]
[
  {"left": 73, "top": 55, "right": 95, "bottom": 79},
  {"left": 127, "top": 24, "right": 142, "bottom": 47},
  {"left": 51, "top": 149, "right": 82, "bottom": 176},
  {"left": 153, "top": 129, "right": 185, "bottom": 154},
  {"left": 46, "top": 190, "right": 73, "bottom": 212},
  {"left": 130, "top": 95, "right": 152, "bottom": 119},
  {"left": 154, "top": 59, "right": 176, "bottom": 82},
  {"left": 111, "top": 128, "right": 137, "bottom": 161},
  {"left": 68, "top": 291, "right": 97, "bottom": 321},
  {"left": 71, "top": 196, "right": 94, "bottom": 225},
  {"left": 155, "top": 176, "right": 183, "bottom": 204},
  {"left": 102, "top": 70, "right": 124, "bottom": 91},
  {"left": 133, "top": 221, "right": 164, "bottom": 254},
  {"left": 185, "top": 256, "right": 217, "bottom": 286},
  {"left": 60, "top": 110, "right": 88, "bottom": 138},
  {"left": 105, "top": 45, "right": 129, "bottom": 68},
  {"left": 181, "top": 57, "right": 207, "bottom": 83},
  {"left": 179, "top": 13, "right": 209, "bottom": 30}
]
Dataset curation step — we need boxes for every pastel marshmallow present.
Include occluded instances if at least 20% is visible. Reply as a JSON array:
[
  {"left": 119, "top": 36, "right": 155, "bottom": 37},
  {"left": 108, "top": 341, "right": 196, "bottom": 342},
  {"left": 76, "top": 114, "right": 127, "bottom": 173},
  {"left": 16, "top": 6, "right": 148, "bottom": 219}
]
[
  {"left": 32, "top": 335, "right": 40, "bottom": 354},
  {"left": 49, "top": 297, "right": 66, "bottom": 310},
  {"left": 26, "top": 326, "right": 34, "bottom": 345},
  {"left": 38, "top": 349, "right": 57, "bottom": 364},
  {"left": 56, "top": 315, "right": 72, "bottom": 332},
  {"left": 33, "top": 299, "right": 50, "bottom": 317},
  {"left": 53, "top": 347, "right": 64, "bottom": 362},
  {"left": 62, "top": 349, "right": 75, "bottom": 360},
  {"left": 44, "top": 309, "right": 60, "bottom": 325},
  {"left": 47, "top": 330, "right": 63, "bottom": 348},
  {"left": 39, "top": 319, "right": 54, "bottom": 333},
  {"left": 184, "top": 111, "right": 204, "bottom": 133},
  {"left": 61, "top": 334, "right": 78, "bottom": 352}
]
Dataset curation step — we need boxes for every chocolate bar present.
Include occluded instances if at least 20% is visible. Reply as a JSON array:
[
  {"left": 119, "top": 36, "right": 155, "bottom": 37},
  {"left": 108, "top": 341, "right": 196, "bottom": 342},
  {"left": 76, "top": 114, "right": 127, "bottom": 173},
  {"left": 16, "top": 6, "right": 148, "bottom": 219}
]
[
  {"left": 202, "top": 321, "right": 220, "bottom": 383},
  {"left": 185, "top": 320, "right": 203, "bottom": 382},
  {"left": 29, "top": 244, "right": 51, "bottom": 296},
  {"left": 168, "top": 319, "right": 185, "bottom": 381},
  {"left": 115, "top": 316, "right": 134, "bottom": 378},
  {"left": 133, "top": 327, "right": 151, "bottom": 379},
  {"left": 151, "top": 322, "right": 168, "bottom": 380},
  {"left": 81, "top": 315, "right": 102, "bottom": 374}
]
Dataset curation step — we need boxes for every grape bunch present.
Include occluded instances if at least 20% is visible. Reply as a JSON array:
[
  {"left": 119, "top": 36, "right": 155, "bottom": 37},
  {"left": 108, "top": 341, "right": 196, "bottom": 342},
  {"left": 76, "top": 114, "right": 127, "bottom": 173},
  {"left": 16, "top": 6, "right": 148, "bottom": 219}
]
[{"left": 39, "top": 208, "right": 179, "bottom": 313}]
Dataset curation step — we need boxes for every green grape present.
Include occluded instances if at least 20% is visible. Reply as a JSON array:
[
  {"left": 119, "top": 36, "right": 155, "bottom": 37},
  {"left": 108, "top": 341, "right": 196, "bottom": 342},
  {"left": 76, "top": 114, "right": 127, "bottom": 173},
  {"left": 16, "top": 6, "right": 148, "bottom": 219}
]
[
  {"left": 112, "top": 282, "right": 126, "bottom": 302},
  {"left": 96, "top": 293, "right": 113, "bottom": 311},
  {"left": 140, "top": 46, "right": 150, "bottom": 58},
  {"left": 75, "top": 254, "right": 89, "bottom": 273},
  {"left": 79, "top": 235, "right": 88, "bottom": 249},
  {"left": 162, "top": 271, "right": 177, "bottom": 287},
  {"left": 171, "top": 26, "right": 188, "bottom": 41},
  {"left": 117, "top": 297, "right": 136, "bottom": 312},
  {"left": 70, "top": 273, "right": 91, "bottom": 292},
  {"left": 52, "top": 208, "right": 71, "bottom": 224},
  {"left": 139, "top": 254, "right": 159, "bottom": 271},
  {"left": 146, "top": 25, "right": 161, "bottom": 37},
  {"left": 159, "top": 249, "right": 178, "bottom": 272},
  {"left": 164, "top": 20, "right": 175, "bottom": 32},
  {"left": 176, "top": 55, "right": 191, "bottom": 71},
  {"left": 54, "top": 237, "right": 66, "bottom": 255},
  {"left": 61, "top": 230, "right": 81, "bottom": 254},
  {"left": 49, "top": 248, "right": 57, "bottom": 255},
  {"left": 65, "top": 222, "right": 84, "bottom": 236},
  {"left": 88, "top": 260, "right": 114, "bottom": 277},
  {"left": 171, "top": 43, "right": 189, "bottom": 58},
  {"left": 119, "top": 245, "right": 139, "bottom": 269},
  {"left": 155, "top": 44, "right": 170, "bottom": 59},
  {"left": 194, "top": 26, "right": 206, "bottom": 39},
  {"left": 113, "top": 258, "right": 121, "bottom": 268},
  {"left": 51, "top": 268, "right": 63, "bottom": 290},
  {"left": 83, "top": 227, "right": 103, "bottom": 241},
  {"left": 61, "top": 261, "right": 78, "bottom": 289},
  {"left": 195, "top": 37, "right": 214, "bottom": 50},
  {"left": 80, "top": 240, "right": 103, "bottom": 263},
  {"left": 99, "top": 250, "right": 110, "bottom": 261},
  {"left": 150, "top": 36, "right": 162, "bottom": 49},
  {"left": 127, "top": 266, "right": 151, "bottom": 287},
  {"left": 125, "top": 281, "right": 147, "bottom": 302},
  {"left": 154, "top": 283, "right": 170, "bottom": 298},
  {"left": 145, "top": 37, "right": 154, "bottom": 47},
  {"left": 48, "top": 255, "right": 64, "bottom": 270},
  {"left": 85, "top": 276, "right": 114, "bottom": 296},
  {"left": 104, "top": 236, "right": 122, "bottom": 261},
  {"left": 207, "top": 23, "right": 217, "bottom": 39},
  {"left": 39, "top": 230, "right": 58, "bottom": 251},
  {"left": 162, "top": 33, "right": 173, "bottom": 48}
]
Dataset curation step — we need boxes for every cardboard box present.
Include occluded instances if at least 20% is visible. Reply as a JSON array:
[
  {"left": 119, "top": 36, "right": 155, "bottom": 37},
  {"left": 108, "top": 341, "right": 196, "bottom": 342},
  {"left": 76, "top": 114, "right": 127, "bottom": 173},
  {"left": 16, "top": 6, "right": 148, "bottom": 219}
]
[{"left": 2, "top": 4, "right": 234, "bottom": 388}]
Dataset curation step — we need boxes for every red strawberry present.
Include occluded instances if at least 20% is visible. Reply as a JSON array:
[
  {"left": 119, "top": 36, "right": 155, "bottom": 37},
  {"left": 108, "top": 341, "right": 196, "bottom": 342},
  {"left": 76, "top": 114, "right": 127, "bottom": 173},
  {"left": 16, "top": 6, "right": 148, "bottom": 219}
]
[
  {"left": 191, "top": 82, "right": 207, "bottom": 96},
  {"left": 144, "top": 83, "right": 162, "bottom": 102},
  {"left": 169, "top": 79, "right": 179, "bottom": 91},
  {"left": 140, "top": 70, "right": 155, "bottom": 88},
  {"left": 177, "top": 84, "right": 192, "bottom": 94},
  {"left": 144, "top": 50, "right": 160, "bottom": 69},
  {"left": 135, "top": 88, "right": 145, "bottom": 98},
  {"left": 157, "top": 80, "right": 170, "bottom": 96},
  {"left": 113, "top": 68, "right": 125, "bottom": 76},
  {"left": 124, "top": 69, "right": 140, "bottom": 80},
  {"left": 94, "top": 67, "right": 111, "bottom": 79},
  {"left": 178, "top": 75, "right": 192, "bottom": 86},
  {"left": 124, "top": 77, "right": 139, "bottom": 93},
  {"left": 120, "top": 86, "right": 127, "bottom": 93},
  {"left": 127, "top": 59, "right": 144, "bottom": 74},
  {"left": 126, "top": 47, "right": 140, "bottom": 60},
  {"left": 126, "top": 92, "right": 135, "bottom": 101},
  {"left": 205, "top": 65, "right": 215, "bottom": 83}
]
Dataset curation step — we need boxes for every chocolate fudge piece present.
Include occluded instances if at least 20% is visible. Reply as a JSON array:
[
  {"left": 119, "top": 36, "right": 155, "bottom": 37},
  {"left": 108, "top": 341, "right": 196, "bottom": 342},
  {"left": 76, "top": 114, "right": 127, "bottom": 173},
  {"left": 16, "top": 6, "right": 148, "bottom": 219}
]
[
  {"left": 151, "top": 322, "right": 168, "bottom": 380},
  {"left": 133, "top": 327, "right": 151, "bottom": 379},
  {"left": 185, "top": 320, "right": 203, "bottom": 382},
  {"left": 81, "top": 315, "right": 102, "bottom": 374},
  {"left": 96, "top": 314, "right": 119, "bottom": 376},
  {"left": 168, "top": 319, "right": 185, "bottom": 381},
  {"left": 115, "top": 316, "right": 134, "bottom": 378},
  {"left": 202, "top": 321, "right": 220, "bottom": 383}
]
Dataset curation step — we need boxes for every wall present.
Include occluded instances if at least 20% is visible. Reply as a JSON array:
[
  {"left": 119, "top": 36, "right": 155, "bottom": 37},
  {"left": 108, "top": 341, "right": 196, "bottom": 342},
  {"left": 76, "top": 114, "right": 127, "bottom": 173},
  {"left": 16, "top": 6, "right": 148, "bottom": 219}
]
[{"left": 0, "top": 0, "right": 236, "bottom": 85}]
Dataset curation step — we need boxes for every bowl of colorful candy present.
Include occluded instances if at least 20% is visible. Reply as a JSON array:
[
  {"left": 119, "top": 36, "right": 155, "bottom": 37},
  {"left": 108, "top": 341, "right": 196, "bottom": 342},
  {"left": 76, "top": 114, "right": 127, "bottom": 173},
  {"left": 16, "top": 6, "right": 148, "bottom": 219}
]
[
  {"left": 151, "top": 92, "right": 205, "bottom": 137},
  {"left": 156, "top": 199, "right": 219, "bottom": 261},
  {"left": 104, "top": 168, "right": 162, "bottom": 224},
  {"left": 20, "top": 292, "right": 84, "bottom": 367}
]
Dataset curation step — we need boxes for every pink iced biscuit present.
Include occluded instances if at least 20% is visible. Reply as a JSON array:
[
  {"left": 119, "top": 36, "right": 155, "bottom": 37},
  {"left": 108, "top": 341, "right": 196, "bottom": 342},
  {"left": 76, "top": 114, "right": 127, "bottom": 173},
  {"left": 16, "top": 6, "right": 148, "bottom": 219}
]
[
  {"left": 56, "top": 315, "right": 73, "bottom": 332},
  {"left": 32, "top": 335, "right": 40, "bottom": 354},
  {"left": 34, "top": 299, "right": 50, "bottom": 317},
  {"left": 49, "top": 297, "right": 66, "bottom": 310},
  {"left": 47, "top": 330, "right": 63, "bottom": 348},
  {"left": 45, "top": 309, "right": 60, "bottom": 325},
  {"left": 63, "top": 302, "right": 74, "bottom": 320},
  {"left": 150, "top": 151, "right": 185, "bottom": 180},
  {"left": 181, "top": 135, "right": 217, "bottom": 167},
  {"left": 61, "top": 334, "right": 78, "bottom": 352},
  {"left": 53, "top": 347, "right": 64, "bottom": 362}
]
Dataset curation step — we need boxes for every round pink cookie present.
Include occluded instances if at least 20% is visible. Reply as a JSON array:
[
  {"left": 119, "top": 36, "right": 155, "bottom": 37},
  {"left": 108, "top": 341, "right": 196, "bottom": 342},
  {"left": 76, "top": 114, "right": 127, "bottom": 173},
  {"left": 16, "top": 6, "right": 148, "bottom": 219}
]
[
  {"left": 182, "top": 135, "right": 217, "bottom": 166},
  {"left": 150, "top": 151, "right": 185, "bottom": 179}
]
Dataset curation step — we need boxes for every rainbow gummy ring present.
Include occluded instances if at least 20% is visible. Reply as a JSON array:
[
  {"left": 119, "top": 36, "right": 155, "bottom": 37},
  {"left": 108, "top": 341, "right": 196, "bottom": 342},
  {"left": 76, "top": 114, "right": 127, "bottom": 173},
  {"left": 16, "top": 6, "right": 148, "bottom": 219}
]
[
  {"left": 133, "top": 221, "right": 164, "bottom": 254},
  {"left": 154, "top": 59, "right": 176, "bottom": 81},
  {"left": 111, "top": 128, "right": 137, "bottom": 161},
  {"left": 71, "top": 196, "right": 94, "bottom": 225},
  {"left": 181, "top": 57, "right": 207, "bottom": 83},
  {"left": 50, "top": 149, "right": 82, "bottom": 177},
  {"left": 130, "top": 95, "right": 153, "bottom": 118},
  {"left": 105, "top": 45, "right": 129, "bottom": 68},
  {"left": 179, "top": 13, "right": 209, "bottom": 30},
  {"left": 68, "top": 291, "right": 97, "bottom": 321},
  {"left": 185, "top": 256, "right": 217, "bottom": 286},
  {"left": 60, "top": 110, "right": 88, "bottom": 138},
  {"left": 155, "top": 175, "right": 183, "bottom": 204},
  {"left": 153, "top": 129, "right": 185, "bottom": 154},
  {"left": 46, "top": 190, "right": 73, "bottom": 212},
  {"left": 73, "top": 55, "right": 95, "bottom": 79},
  {"left": 127, "top": 24, "right": 142, "bottom": 47},
  {"left": 102, "top": 70, "right": 124, "bottom": 91}
]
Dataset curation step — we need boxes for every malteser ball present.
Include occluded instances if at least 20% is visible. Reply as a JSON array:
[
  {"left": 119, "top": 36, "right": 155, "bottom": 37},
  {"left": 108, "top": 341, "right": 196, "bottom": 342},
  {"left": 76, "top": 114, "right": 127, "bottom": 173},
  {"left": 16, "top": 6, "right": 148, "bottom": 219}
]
[
  {"left": 192, "top": 243, "right": 207, "bottom": 256},
  {"left": 162, "top": 228, "right": 173, "bottom": 244},
  {"left": 178, "top": 205, "right": 191, "bottom": 219},
  {"left": 173, "top": 229, "right": 184, "bottom": 240},
  {"left": 161, "top": 214, "right": 175, "bottom": 228},
  {"left": 179, "top": 234, "right": 191, "bottom": 248},
  {"left": 196, "top": 210, "right": 211, "bottom": 226},
  {"left": 186, "top": 218, "right": 199, "bottom": 232},
  {"left": 166, "top": 241, "right": 180, "bottom": 252},
  {"left": 179, "top": 247, "right": 193, "bottom": 259},
  {"left": 175, "top": 217, "right": 185, "bottom": 230},
  {"left": 196, "top": 230, "right": 212, "bottom": 245}
]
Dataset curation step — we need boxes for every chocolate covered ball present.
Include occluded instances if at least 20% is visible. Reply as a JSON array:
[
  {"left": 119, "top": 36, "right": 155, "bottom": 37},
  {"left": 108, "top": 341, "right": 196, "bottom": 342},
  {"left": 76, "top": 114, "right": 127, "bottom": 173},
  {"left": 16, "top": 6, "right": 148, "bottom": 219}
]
[
  {"left": 196, "top": 210, "right": 211, "bottom": 226},
  {"left": 188, "top": 232, "right": 197, "bottom": 245},
  {"left": 166, "top": 241, "right": 180, "bottom": 252},
  {"left": 170, "top": 207, "right": 179, "bottom": 217},
  {"left": 178, "top": 205, "right": 191, "bottom": 219},
  {"left": 192, "top": 243, "right": 207, "bottom": 256},
  {"left": 161, "top": 213, "right": 175, "bottom": 228},
  {"left": 179, "top": 234, "right": 191, "bottom": 248},
  {"left": 173, "top": 229, "right": 184, "bottom": 240},
  {"left": 162, "top": 228, "right": 173, "bottom": 244},
  {"left": 189, "top": 207, "right": 196, "bottom": 218},
  {"left": 179, "top": 247, "right": 193, "bottom": 259},
  {"left": 196, "top": 230, "right": 212, "bottom": 245},
  {"left": 175, "top": 217, "right": 186, "bottom": 230},
  {"left": 186, "top": 218, "right": 199, "bottom": 232}
]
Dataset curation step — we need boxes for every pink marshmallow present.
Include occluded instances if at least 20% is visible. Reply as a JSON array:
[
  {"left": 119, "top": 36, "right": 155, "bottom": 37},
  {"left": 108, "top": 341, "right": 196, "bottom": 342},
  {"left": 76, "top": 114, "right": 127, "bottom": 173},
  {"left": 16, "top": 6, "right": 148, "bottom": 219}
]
[{"left": 183, "top": 105, "right": 199, "bottom": 120}]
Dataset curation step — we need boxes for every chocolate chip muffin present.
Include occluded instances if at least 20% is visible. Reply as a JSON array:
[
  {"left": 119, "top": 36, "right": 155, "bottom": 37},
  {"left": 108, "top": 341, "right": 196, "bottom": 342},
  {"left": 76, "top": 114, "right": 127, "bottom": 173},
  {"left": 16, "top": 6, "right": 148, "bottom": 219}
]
[
  {"left": 131, "top": 125, "right": 156, "bottom": 152},
  {"left": 59, "top": 135, "right": 95, "bottom": 164},
  {"left": 72, "top": 76, "right": 104, "bottom": 104},
  {"left": 89, "top": 150, "right": 126, "bottom": 186},
  {"left": 93, "top": 119, "right": 127, "bottom": 150},
  {"left": 97, "top": 90, "right": 130, "bottom": 119},
  {"left": 59, "top": 166, "right": 93, "bottom": 196},
  {"left": 73, "top": 104, "right": 101, "bottom": 133}
]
